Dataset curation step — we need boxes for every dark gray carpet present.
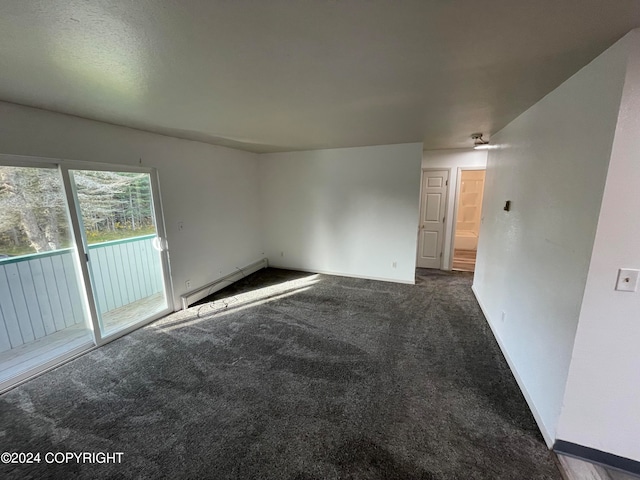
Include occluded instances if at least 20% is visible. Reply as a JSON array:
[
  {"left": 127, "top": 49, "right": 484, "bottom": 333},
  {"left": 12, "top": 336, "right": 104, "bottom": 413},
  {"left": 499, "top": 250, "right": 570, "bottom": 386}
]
[{"left": 0, "top": 268, "right": 562, "bottom": 479}]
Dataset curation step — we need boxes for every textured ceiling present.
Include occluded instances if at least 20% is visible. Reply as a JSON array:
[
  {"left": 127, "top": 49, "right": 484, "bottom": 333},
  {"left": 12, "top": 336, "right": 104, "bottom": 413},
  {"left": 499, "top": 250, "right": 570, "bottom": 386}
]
[{"left": 0, "top": 0, "right": 639, "bottom": 153}]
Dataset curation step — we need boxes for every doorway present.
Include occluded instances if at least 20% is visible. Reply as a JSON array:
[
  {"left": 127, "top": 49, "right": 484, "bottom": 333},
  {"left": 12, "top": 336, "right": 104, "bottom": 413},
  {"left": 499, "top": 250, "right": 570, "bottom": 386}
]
[
  {"left": 0, "top": 156, "right": 173, "bottom": 390},
  {"left": 451, "top": 168, "right": 485, "bottom": 272}
]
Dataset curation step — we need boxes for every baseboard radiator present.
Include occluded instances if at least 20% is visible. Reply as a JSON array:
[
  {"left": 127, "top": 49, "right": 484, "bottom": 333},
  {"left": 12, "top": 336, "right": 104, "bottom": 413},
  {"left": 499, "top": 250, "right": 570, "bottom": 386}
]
[
  {"left": 554, "top": 440, "right": 640, "bottom": 477},
  {"left": 180, "top": 258, "right": 269, "bottom": 310}
]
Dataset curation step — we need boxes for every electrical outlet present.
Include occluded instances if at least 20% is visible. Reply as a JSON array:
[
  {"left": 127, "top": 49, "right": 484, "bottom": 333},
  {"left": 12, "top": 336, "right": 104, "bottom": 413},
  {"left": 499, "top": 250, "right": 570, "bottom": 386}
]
[
  {"left": 280, "top": 251, "right": 284, "bottom": 257},
  {"left": 185, "top": 280, "right": 192, "bottom": 290},
  {"left": 501, "top": 311, "right": 506, "bottom": 322},
  {"left": 177, "top": 221, "right": 184, "bottom": 231},
  {"left": 392, "top": 261, "right": 397, "bottom": 269}
]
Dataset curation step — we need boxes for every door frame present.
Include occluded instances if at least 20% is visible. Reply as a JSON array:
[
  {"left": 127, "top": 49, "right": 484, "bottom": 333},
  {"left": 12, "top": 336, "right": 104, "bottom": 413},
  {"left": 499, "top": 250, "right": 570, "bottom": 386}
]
[
  {"left": 0, "top": 153, "right": 174, "bottom": 391},
  {"left": 417, "top": 167, "right": 451, "bottom": 269},
  {"left": 448, "top": 166, "right": 486, "bottom": 270},
  {"left": 65, "top": 161, "right": 174, "bottom": 344}
]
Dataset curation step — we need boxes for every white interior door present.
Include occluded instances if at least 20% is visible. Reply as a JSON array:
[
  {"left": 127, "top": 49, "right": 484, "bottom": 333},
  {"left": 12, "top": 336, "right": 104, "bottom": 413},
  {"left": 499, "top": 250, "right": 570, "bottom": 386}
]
[{"left": 417, "top": 169, "right": 448, "bottom": 269}]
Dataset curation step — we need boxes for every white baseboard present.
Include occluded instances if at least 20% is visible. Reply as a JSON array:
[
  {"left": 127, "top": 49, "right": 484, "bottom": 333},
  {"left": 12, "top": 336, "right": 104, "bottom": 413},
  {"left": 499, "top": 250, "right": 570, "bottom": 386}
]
[
  {"left": 267, "top": 263, "right": 415, "bottom": 285},
  {"left": 180, "top": 258, "right": 268, "bottom": 309},
  {"left": 471, "top": 284, "right": 554, "bottom": 448}
]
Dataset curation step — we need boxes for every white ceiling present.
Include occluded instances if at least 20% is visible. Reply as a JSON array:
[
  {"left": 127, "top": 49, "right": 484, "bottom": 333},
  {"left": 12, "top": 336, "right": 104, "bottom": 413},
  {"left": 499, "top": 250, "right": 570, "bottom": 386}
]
[{"left": 0, "top": 1, "right": 639, "bottom": 153}]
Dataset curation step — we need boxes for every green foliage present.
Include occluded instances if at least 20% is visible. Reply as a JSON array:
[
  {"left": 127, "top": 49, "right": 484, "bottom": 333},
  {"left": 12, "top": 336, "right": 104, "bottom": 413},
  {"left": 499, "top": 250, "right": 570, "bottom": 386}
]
[
  {"left": 0, "top": 243, "right": 36, "bottom": 257},
  {"left": 86, "top": 225, "right": 156, "bottom": 245}
]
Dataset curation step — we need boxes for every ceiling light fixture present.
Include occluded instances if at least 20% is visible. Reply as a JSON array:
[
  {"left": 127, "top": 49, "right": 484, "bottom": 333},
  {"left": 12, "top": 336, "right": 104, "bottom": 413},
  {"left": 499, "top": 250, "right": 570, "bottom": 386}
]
[{"left": 471, "top": 133, "right": 490, "bottom": 150}]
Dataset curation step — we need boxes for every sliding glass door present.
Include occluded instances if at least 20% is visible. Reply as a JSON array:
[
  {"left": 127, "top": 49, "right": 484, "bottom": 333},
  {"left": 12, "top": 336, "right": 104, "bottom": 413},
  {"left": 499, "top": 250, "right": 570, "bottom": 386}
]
[
  {"left": 0, "top": 165, "right": 93, "bottom": 386},
  {"left": 70, "top": 169, "right": 169, "bottom": 337},
  {"left": 0, "top": 158, "right": 172, "bottom": 390}
]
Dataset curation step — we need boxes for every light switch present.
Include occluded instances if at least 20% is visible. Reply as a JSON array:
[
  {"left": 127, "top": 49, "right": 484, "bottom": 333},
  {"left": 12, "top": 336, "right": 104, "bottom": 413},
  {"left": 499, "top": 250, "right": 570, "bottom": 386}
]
[{"left": 615, "top": 269, "right": 640, "bottom": 292}]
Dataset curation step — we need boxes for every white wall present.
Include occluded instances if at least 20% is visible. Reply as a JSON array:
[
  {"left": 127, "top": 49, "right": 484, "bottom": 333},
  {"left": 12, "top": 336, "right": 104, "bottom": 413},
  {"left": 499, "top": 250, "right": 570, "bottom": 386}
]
[
  {"left": 421, "top": 149, "right": 487, "bottom": 269},
  {"left": 0, "top": 101, "right": 263, "bottom": 309},
  {"left": 472, "top": 34, "right": 630, "bottom": 445},
  {"left": 557, "top": 30, "right": 640, "bottom": 462},
  {"left": 260, "top": 143, "right": 423, "bottom": 283}
]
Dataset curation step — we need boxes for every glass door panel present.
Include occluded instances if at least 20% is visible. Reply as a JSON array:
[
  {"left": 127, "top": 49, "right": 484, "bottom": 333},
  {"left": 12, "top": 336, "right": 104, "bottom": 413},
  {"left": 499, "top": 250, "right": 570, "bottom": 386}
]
[
  {"left": 70, "top": 169, "right": 169, "bottom": 336},
  {"left": 0, "top": 165, "right": 93, "bottom": 386}
]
